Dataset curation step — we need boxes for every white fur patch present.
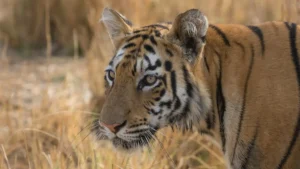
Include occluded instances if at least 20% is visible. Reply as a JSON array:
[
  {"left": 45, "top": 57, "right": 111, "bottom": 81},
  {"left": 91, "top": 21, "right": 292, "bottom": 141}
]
[{"left": 101, "top": 8, "right": 125, "bottom": 38}]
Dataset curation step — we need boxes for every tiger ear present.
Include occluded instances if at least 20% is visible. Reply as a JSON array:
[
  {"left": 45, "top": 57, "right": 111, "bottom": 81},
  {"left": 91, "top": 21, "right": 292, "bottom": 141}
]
[
  {"left": 167, "top": 9, "right": 208, "bottom": 64},
  {"left": 101, "top": 8, "right": 133, "bottom": 46}
]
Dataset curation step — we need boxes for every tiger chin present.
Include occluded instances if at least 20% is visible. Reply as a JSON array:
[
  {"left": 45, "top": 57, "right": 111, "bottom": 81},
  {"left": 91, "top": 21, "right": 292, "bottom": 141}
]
[{"left": 92, "top": 7, "right": 300, "bottom": 169}]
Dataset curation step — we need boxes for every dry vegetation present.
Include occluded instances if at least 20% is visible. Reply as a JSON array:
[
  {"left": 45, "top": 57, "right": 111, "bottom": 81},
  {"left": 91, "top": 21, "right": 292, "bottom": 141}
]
[{"left": 0, "top": 0, "right": 300, "bottom": 169}]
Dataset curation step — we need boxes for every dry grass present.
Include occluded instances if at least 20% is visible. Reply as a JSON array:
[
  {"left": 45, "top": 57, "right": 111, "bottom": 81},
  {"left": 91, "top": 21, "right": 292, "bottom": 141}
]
[
  {"left": 0, "top": 0, "right": 300, "bottom": 169},
  {"left": 0, "top": 57, "right": 225, "bottom": 169},
  {"left": 0, "top": 0, "right": 298, "bottom": 53}
]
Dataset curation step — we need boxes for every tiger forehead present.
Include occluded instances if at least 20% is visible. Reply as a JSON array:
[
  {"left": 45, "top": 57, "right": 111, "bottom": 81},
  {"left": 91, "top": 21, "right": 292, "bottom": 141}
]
[
  {"left": 117, "top": 30, "right": 163, "bottom": 73},
  {"left": 111, "top": 30, "right": 162, "bottom": 60},
  {"left": 108, "top": 24, "right": 177, "bottom": 74},
  {"left": 123, "top": 29, "right": 164, "bottom": 51},
  {"left": 120, "top": 23, "right": 172, "bottom": 51}
]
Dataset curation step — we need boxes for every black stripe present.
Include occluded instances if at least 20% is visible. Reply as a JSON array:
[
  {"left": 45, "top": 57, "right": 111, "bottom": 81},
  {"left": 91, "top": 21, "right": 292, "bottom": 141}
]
[
  {"left": 128, "top": 124, "right": 145, "bottom": 128},
  {"left": 150, "top": 36, "right": 157, "bottom": 45},
  {"left": 115, "top": 52, "right": 124, "bottom": 58},
  {"left": 125, "top": 54, "right": 131, "bottom": 59},
  {"left": 205, "top": 115, "right": 212, "bottom": 130},
  {"left": 160, "top": 75, "right": 167, "bottom": 87},
  {"left": 133, "top": 29, "right": 148, "bottom": 34},
  {"left": 159, "top": 89, "right": 166, "bottom": 97},
  {"left": 182, "top": 65, "right": 193, "bottom": 97},
  {"left": 140, "top": 59, "right": 143, "bottom": 72},
  {"left": 164, "top": 61, "right": 173, "bottom": 72},
  {"left": 143, "top": 24, "right": 169, "bottom": 30},
  {"left": 216, "top": 52, "right": 226, "bottom": 152},
  {"left": 233, "top": 41, "right": 246, "bottom": 59},
  {"left": 167, "top": 70, "right": 184, "bottom": 123},
  {"left": 143, "top": 54, "right": 151, "bottom": 66},
  {"left": 149, "top": 101, "right": 154, "bottom": 106},
  {"left": 127, "top": 34, "right": 141, "bottom": 42},
  {"left": 166, "top": 48, "right": 174, "bottom": 57},
  {"left": 159, "top": 100, "right": 172, "bottom": 109},
  {"left": 201, "top": 36, "right": 206, "bottom": 43},
  {"left": 142, "top": 34, "right": 149, "bottom": 40},
  {"left": 123, "top": 43, "right": 136, "bottom": 49},
  {"left": 149, "top": 109, "right": 162, "bottom": 115},
  {"left": 241, "top": 128, "right": 258, "bottom": 169},
  {"left": 154, "top": 90, "right": 160, "bottom": 94},
  {"left": 130, "top": 49, "right": 137, "bottom": 54},
  {"left": 284, "top": 22, "right": 291, "bottom": 30},
  {"left": 144, "top": 54, "right": 161, "bottom": 71},
  {"left": 204, "top": 56, "right": 210, "bottom": 73},
  {"left": 171, "top": 71, "right": 177, "bottom": 97},
  {"left": 199, "top": 129, "right": 214, "bottom": 137},
  {"left": 211, "top": 110, "right": 215, "bottom": 129},
  {"left": 127, "top": 129, "right": 149, "bottom": 134},
  {"left": 182, "top": 65, "right": 196, "bottom": 130},
  {"left": 156, "top": 60, "right": 162, "bottom": 67},
  {"left": 277, "top": 22, "right": 300, "bottom": 169},
  {"left": 174, "top": 97, "right": 181, "bottom": 110},
  {"left": 170, "top": 71, "right": 181, "bottom": 114},
  {"left": 247, "top": 26, "right": 265, "bottom": 55},
  {"left": 154, "top": 30, "right": 162, "bottom": 37},
  {"left": 181, "top": 65, "right": 195, "bottom": 128},
  {"left": 182, "top": 100, "right": 190, "bottom": 117},
  {"left": 209, "top": 25, "right": 230, "bottom": 46},
  {"left": 170, "top": 98, "right": 190, "bottom": 129},
  {"left": 144, "top": 44, "right": 156, "bottom": 54},
  {"left": 231, "top": 45, "right": 255, "bottom": 164}
]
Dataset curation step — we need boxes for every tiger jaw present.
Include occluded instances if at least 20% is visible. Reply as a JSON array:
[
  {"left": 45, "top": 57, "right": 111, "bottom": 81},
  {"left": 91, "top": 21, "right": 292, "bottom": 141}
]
[
  {"left": 96, "top": 122, "right": 157, "bottom": 151},
  {"left": 96, "top": 110, "right": 196, "bottom": 151},
  {"left": 111, "top": 130, "right": 156, "bottom": 150}
]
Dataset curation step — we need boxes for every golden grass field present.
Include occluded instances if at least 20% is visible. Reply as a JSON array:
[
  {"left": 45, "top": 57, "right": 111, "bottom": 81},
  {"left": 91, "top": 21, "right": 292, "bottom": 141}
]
[{"left": 0, "top": 0, "right": 300, "bottom": 168}]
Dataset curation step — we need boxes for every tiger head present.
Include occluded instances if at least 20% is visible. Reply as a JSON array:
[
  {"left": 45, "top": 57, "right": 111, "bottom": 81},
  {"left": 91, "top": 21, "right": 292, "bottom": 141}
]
[{"left": 94, "top": 8, "right": 211, "bottom": 151}]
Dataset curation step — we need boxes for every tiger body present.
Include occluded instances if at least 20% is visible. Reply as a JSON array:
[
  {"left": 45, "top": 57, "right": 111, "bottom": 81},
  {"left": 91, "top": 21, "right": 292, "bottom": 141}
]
[
  {"left": 203, "top": 22, "right": 300, "bottom": 169},
  {"left": 94, "top": 8, "right": 300, "bottom": 169}
]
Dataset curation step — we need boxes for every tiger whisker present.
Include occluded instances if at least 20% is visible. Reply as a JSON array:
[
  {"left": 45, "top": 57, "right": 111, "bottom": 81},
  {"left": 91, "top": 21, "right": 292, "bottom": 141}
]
[
  {"left": 75, "top": 121, "right": 94, "bottom": 137},
  {"left": 71, "top": 123, "right": 105, "bottom": 147},
  {"left": 146, "top": 131, "right": 158, "bottom": 152},
  {"left": 150, "top": 127, "right": 167, "bottom": 138},
  {"left": 68, "top": 122, "right": 94, "bottom": 147},
  {"left": 74, "top": 131, "right": 93, "bottom": 148},
  {"left": 143, "top": 133, "right": 154, "bottom": 152}
]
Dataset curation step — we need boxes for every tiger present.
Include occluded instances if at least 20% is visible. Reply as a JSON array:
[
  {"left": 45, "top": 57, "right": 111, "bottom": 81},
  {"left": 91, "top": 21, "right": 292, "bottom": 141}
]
[{"left": 92, "top": 8, "right": 300, "bottom": 169}]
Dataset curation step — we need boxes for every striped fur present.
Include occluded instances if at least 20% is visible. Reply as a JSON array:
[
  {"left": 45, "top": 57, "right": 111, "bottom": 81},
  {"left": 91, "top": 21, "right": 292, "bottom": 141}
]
[{"left": 94, "top": 8, "right": 300, "bottom": 168}]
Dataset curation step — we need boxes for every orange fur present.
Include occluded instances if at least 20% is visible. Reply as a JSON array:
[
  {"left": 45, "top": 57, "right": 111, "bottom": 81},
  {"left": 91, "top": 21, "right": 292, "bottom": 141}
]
[{"left": 97, "top": 8, "right": 300, "bottom": 168}]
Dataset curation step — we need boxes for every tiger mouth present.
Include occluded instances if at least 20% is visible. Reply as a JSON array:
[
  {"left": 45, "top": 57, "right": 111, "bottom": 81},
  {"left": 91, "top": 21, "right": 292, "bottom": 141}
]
[
  {"left": 91, "top": 119, "right": 158, "bottom": 150},
  {"left": 111, "top": 130, "right": 156, "bottom": 150}
]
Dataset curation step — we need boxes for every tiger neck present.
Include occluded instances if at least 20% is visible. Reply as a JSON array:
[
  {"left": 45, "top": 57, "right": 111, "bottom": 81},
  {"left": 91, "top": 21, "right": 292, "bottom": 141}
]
[{"left": 193, "top": 31, "right": 231, "bottom": 147}]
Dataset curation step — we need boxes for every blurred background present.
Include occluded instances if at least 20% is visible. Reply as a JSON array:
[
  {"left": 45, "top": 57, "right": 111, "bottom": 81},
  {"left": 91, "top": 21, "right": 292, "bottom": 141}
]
[{"left": 0, "top": 0, "right": 299, "bottom": 169}]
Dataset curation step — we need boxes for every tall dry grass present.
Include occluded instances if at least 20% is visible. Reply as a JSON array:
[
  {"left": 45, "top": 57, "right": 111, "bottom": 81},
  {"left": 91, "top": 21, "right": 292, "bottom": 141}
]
[
  {"left": 0, "top": 0, "right": 103, "bottom": 53},
  {"left": 1, "top": 0, "right": 300, "bottom": 169},
  {"left": 0, "top": 0, "right": 298, "bottom": 54}
]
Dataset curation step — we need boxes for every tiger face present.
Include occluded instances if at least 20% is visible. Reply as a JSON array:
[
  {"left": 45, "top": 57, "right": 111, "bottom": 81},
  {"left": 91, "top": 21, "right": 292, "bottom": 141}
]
[{"left": 94, "top": 8, "right": 211, "bottom": 150}]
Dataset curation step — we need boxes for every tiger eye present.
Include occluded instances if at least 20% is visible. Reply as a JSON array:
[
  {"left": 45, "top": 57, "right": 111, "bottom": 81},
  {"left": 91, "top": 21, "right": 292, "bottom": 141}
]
[
  {"left": 107, "top": 70, "right": 115, "bottom": 81},
  {"left": 145, "top": 75, "right": 157, "bottom": 85}
]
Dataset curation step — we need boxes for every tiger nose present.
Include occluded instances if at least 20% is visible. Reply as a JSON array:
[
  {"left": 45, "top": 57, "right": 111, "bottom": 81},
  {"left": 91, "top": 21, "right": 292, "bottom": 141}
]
[{"left": 100, "top": 120, "right": 127, "bottom": 133}]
